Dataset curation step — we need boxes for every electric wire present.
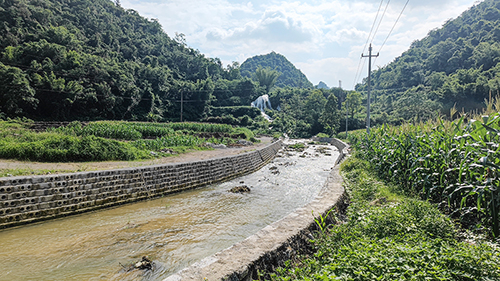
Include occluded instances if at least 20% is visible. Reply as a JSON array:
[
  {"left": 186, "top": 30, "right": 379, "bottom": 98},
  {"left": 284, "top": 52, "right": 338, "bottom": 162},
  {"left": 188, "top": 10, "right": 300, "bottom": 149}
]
[
  {"left": 370, "top": 0, "right": 391, "bottom": 45},
  {"left": 373, "top": 0, "right": 410, "bottom": 66},
  {"left": 362, "top": 0, "right": 385, "bottom": 56},
  {"left": 352, "top": 0, "right": 384, "bottom": 89}
]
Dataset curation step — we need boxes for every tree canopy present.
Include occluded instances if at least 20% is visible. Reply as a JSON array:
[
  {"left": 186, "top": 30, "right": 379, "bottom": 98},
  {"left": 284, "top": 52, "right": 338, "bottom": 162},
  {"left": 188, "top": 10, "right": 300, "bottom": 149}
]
[{"left": 0, "top": 0, "right": 233, "bottom": 121}]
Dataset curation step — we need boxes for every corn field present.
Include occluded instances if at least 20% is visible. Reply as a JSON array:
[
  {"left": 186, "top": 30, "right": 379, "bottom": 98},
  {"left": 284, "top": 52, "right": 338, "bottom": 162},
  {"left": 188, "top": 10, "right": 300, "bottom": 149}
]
[
  {"left": 50, "top": 121, "right": 239, "bottom": 141},
  {"left": 353, "top": 107, "right": 500, "bottom": 237},
  {"left": 0, "top": 120, "right": 253, "bottom": 162}
]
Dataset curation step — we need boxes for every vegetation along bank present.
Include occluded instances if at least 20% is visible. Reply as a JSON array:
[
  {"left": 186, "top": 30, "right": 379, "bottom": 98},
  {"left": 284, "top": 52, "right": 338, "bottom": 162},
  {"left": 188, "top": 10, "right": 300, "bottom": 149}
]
[
  {"left": 0, "top": 119, "right": 256, "bottom": 164},
  {"left": 264, "top": 105, "right": 500, "bottom": 280}
]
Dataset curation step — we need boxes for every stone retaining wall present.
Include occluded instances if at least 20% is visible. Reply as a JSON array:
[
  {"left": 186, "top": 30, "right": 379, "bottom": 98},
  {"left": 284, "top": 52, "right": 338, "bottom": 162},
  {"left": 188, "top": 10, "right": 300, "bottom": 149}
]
[{"left": 0, "top": 141, "right": 282, "bottom": 229}]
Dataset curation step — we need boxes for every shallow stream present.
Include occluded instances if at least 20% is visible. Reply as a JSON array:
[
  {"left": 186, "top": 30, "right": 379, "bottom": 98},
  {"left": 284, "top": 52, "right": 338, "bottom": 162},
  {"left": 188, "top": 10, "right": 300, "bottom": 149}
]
[{"left": 0, "top": 141, "right": 338, "bottom": 281}]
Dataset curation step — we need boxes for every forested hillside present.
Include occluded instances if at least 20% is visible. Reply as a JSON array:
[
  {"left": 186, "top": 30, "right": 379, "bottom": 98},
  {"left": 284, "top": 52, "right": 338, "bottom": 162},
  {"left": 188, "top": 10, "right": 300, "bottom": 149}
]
[
  {"left": 357, "top": 0, "right": 500, "bottom": 123},
  {"left": 0, "top": 0, "right": 233, "bottom": 121},
  {"left": 0, "top": 0, "right": 341, "bottom": 139},
  {"left": 240, "top": 52, "right": 313, "bottom": 89}
]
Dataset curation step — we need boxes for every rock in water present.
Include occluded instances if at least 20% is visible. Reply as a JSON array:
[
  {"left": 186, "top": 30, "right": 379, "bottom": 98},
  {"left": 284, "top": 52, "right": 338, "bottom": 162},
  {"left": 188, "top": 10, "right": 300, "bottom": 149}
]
[
  {"left": 134, "top": 256, "right": 153, "bottom": 270},
  {"left": 229, "top": 185, "right": 251, "bottom": 193}
]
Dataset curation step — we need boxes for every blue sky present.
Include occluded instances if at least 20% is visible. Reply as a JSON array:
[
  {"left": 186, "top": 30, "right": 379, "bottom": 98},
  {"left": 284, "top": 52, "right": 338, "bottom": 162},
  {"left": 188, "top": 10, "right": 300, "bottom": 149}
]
[{"left": 121, "top": 0, "right": 481, "bottom": 90}]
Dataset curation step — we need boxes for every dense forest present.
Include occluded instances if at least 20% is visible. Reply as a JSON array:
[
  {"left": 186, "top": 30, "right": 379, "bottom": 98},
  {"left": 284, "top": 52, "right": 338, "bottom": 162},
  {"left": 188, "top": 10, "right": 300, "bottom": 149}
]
[
  {"left": 356, "top": 0, "right": 500, "bottom": 124},
  {"left": 0, "top": 0, "right": 266, "bottom": 122}
]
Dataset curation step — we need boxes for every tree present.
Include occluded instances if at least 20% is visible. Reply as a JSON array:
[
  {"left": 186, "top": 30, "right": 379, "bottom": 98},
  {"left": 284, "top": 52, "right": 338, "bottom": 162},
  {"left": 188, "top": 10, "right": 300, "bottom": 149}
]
[
  {"left": 225, "top": 61, "right": 242, "bottom": 80},
  {"left": 393, "top": 86, "right": 441, "bottom": 121},
  {"left": 0, "top": 63, "right": 37, "bottom": 116},
  {"left": 319, "top": 93, "right": 341, "bottom": 136},
  {"left": 305, "top": 90, "right": 327, "bottom": 135},
  {"left": 253, "top": 66, "right": 281, "bottom": 94},
  {"left": 344, "top": 91, "right": 362, "bottom": 119}
]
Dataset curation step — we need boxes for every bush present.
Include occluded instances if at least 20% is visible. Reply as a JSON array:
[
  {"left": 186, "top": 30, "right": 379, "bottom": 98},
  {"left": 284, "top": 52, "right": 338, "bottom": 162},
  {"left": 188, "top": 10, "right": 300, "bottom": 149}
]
[{"left": 315, "top": 132, "right": 329, "bottom": 138}]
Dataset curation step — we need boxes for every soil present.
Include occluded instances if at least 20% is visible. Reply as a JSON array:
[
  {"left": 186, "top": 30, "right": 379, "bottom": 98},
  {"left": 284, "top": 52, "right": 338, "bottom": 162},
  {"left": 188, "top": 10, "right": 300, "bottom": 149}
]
[{"left": 0, "top": 137, "right": 273, "bottom": 177}]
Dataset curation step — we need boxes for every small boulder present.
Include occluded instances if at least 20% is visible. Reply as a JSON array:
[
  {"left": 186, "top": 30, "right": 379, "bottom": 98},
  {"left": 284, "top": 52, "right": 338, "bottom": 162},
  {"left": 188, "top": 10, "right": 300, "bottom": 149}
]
[
  {"left": 229, "top": 185, "right": 251, "bottom": 193},
  {"left": 121, "top": 256, "right": 153, "bottom": 272},
  {"left": 134, "top": 256, "right": 153, "bottom": 270}
]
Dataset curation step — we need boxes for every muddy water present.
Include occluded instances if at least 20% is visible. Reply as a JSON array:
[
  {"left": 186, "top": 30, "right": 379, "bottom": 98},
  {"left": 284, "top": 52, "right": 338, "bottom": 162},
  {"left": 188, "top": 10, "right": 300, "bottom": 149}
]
[{"left": 0, "top": 142, "right": 338, "bottom": 281}]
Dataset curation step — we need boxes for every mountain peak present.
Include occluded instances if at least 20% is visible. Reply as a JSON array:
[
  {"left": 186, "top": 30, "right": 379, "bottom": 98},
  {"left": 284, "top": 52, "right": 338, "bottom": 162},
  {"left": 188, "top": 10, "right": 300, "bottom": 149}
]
[{"left": 240, "top": 52, "right": 313, "bottom": 88}]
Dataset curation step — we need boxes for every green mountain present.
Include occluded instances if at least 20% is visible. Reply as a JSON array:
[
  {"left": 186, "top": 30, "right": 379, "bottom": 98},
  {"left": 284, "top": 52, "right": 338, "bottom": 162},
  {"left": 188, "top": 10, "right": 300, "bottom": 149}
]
[
  {"left": 316, "top": 81, "right": 329, "bottom": 89},
  {"left": 0, "top": 0, "right": 230, "bottom": 121},
  {"left": 240, "top": 52, "right": 313, "bottom": 89},
  {"left": 357, "top": 0, "right": 500, "bottom": 122}
]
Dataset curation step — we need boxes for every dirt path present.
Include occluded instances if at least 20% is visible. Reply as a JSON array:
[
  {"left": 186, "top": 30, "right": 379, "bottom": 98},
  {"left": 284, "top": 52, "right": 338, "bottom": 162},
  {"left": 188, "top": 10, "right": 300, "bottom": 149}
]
[{"left": 0, "top": 137, "right": 274, "bottom": 177}]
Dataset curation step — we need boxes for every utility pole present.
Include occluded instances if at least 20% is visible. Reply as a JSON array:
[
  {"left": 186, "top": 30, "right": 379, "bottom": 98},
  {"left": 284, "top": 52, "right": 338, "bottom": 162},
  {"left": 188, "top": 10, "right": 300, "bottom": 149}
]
[
  {"left": 339, "top": 80, "right": 347, "bottom": 138},
  {"left": 345, "top": 97, "right": 348, "bottom": 138},
  {"left": 361, "top": 43, "right": 379, "bottom": 134},
  {"left": 180, "top": 89, "right": 184, "bottom": 122}
]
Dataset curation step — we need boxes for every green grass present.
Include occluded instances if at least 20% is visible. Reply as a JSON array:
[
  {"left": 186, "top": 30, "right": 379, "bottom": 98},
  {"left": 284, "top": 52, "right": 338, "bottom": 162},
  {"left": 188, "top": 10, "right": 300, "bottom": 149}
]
[
  {"left": 0, "top": 168, "right": 72, "bottom": 177},
  {"left": 288, "top": 143, "right": 306, "bottom": 150},
  {"left": 267, "top": 156, "right": 500, "bottom": 281}
]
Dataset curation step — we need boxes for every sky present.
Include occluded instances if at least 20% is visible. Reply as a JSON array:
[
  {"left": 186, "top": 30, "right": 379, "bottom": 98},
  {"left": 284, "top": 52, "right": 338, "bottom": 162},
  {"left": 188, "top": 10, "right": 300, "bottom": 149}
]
[{"left": 120, "top": 0, "right": 482, "bottom": 90}]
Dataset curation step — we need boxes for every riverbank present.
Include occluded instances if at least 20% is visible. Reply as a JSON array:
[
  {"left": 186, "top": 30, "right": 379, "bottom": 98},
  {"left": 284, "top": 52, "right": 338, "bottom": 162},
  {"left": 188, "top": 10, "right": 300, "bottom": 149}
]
[
  {"left": 0, "top": 137, "right": 273, "bottom": 177},
  {"left": 0, "top": 139, "right": 338, "bottom": 281},
  {"left": 0, "top": 138, "right": 280, "bottom": 229},
  {"left": 266, "top": 155, "right": 500, "bottom": 280}
]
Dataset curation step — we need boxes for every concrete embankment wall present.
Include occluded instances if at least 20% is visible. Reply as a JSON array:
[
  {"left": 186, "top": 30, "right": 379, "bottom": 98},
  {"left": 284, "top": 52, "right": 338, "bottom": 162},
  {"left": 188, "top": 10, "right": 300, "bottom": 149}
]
[
  {"left": 165, "top": 138, "right": 349, "bottom": 281},
  {"left": 0, "top": 141, "right": 282, "bottom": 229}
]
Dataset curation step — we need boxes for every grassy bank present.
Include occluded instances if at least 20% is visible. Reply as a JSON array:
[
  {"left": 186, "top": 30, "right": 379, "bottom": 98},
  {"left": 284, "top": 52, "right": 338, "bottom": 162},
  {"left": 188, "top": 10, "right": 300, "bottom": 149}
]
[
  {"left": 267, "top": 156, "right": 500, "bottom": 280},
  {"left": 0, "top": 120, "right": 256, "bottom": 162}
]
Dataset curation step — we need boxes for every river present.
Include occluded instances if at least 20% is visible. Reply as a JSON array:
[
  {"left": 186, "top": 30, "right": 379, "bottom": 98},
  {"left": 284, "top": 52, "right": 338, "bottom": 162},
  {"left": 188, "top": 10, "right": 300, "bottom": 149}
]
[{"left": 0, "top": 140, "right": 338, "bottom": 281}]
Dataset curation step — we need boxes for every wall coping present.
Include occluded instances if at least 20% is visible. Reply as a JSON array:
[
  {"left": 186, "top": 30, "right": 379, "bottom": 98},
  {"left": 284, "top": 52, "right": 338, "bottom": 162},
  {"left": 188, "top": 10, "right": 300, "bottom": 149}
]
[{"left": 164, "top": 138, "right": 349, "bottom": 281}]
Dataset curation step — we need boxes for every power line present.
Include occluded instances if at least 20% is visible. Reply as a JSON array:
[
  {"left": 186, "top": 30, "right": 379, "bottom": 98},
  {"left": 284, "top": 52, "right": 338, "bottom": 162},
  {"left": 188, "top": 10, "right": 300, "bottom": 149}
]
[
  {"left": 373, "top": 0, "right": 410, "bottom": 66},
  {"left": 370, "top": 0, "right": 391, "bottom": 44},
  {"left": 363, "top": 0, "right": 385, "bottom": 55},
  {"left": 352, "top": 59, "right": 366, "bottom": 90},
  {"left": 352, "top": 0, "right": 384, "bottom": 89}
]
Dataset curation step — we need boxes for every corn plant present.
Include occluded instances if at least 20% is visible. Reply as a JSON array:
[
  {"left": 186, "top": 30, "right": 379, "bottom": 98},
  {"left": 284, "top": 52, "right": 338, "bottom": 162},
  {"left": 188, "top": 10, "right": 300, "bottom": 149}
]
[{"left": 352, "top": 111, "right": 500, "bottom": 237}]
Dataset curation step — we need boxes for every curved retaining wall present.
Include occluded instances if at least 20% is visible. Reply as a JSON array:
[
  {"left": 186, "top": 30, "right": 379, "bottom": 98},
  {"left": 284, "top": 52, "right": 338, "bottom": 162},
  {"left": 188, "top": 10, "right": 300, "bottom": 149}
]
[
  {"left": 165, "top": 139, "right": 349, "bottom": 281},
  {"left": 0, "top": 141, "right": 282, "bottom": 229}
]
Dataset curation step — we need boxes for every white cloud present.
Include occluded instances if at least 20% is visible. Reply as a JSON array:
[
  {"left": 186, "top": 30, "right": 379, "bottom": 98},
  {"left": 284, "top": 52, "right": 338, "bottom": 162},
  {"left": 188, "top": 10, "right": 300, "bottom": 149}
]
[
  {"left": 120, "top": 0, "right": 481, "bottom": 90},
  {"left": 207, "top": 10, "right": 315, "bottom": 44}
]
